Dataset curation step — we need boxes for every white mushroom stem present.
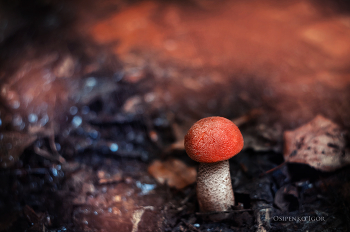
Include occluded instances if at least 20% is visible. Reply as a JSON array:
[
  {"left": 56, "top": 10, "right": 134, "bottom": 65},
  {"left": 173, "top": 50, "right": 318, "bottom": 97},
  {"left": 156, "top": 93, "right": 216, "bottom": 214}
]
[{"left": 197, "top": 160, "right": 235, "bottom": 221}]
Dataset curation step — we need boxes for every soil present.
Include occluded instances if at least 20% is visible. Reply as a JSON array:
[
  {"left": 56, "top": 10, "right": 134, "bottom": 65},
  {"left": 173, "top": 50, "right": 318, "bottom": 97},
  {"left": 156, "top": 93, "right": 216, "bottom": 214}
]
[{"left": 0, "top": 0, "right": 350, "bottom": 231}]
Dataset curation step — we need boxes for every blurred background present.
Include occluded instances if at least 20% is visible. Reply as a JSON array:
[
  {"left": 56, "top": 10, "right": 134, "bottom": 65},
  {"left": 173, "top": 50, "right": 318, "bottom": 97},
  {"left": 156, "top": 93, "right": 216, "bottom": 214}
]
[{"left": 0, "top": 0, "right": 350, "bottom": 231}]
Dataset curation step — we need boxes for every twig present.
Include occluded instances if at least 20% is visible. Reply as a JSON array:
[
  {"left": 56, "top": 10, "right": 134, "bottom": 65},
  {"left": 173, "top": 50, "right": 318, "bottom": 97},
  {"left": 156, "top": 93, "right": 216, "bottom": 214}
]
[
  {"left": 259, "top": 161, "right": 286, "bottom": 177},
  {"left": 34, "top": 146, "right": 66, "bottom": 164}
]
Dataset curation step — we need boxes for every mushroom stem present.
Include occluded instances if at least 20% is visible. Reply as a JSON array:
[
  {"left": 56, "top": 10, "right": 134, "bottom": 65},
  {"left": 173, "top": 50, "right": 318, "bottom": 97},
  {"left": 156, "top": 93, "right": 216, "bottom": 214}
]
[{"left": 197, "top": 160, "right": 234, "bottom": 221}]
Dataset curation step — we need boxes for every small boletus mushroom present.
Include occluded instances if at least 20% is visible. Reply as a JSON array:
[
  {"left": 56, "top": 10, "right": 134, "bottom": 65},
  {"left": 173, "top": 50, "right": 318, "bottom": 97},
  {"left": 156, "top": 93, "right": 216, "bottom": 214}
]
[{"left": 184, "top": 116, "right": 244, "bottom": 221}]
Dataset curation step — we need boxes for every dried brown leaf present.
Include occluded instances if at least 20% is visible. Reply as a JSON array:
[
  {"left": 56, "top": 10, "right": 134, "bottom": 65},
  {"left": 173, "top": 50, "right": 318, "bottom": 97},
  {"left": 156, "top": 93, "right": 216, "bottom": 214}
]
[
  {"left": 284, "top": 115, "right": 350, "bottom": 171},
  {"left": 148, "top": 159, "right": 196, "bottom": 189}
]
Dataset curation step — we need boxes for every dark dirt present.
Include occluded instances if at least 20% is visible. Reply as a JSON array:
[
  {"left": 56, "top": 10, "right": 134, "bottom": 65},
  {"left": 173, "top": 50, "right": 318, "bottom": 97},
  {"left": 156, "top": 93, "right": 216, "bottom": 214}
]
[{"left": 0, "top": 0, "right": 350, "bottom": 231}]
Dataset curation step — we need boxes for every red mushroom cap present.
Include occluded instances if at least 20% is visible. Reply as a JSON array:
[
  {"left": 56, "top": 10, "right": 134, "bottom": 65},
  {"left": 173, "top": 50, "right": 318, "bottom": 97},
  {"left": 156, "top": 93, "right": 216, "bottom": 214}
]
[{"left": 184, "top": 116, "right": 244, "bottom": 163}]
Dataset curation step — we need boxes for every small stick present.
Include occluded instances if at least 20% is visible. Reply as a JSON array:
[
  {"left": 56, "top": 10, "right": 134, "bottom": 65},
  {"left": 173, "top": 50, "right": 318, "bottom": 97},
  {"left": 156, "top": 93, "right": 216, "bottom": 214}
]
[
  {"left": 34, "top": 146, "right": 66, "bottom": 164},
  {"left": 259, "top": 161, "right": 286, "bottom": 177}
]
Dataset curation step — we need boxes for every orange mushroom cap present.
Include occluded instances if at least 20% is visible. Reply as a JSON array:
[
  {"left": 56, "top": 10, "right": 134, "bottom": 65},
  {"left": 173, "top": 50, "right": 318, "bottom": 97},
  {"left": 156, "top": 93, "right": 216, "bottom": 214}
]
[{"left": 184, "top": 117, "right": 244, "bottom": 163}]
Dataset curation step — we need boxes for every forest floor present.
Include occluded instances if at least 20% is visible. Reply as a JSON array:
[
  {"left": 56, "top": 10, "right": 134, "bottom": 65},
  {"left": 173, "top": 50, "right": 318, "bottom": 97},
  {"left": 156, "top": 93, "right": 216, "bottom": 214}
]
[{"left": 0, "top": 0, "right": 350, "bottom": 231}]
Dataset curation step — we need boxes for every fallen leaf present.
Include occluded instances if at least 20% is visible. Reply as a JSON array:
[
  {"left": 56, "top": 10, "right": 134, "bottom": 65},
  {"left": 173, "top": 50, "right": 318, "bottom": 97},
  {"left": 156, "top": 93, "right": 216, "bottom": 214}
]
[
  {"left": 148, "top": 159, "right": 196, "bottom": 189},
  {"left": 284, "top": 115, "right": 350, "bottom": 171}
]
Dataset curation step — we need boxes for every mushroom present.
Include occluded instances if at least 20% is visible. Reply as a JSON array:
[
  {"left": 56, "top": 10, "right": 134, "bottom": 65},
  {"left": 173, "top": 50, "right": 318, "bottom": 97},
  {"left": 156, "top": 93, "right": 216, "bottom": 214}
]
[{"left": 184, "top": 116, "right": 244, "bottom": 221}]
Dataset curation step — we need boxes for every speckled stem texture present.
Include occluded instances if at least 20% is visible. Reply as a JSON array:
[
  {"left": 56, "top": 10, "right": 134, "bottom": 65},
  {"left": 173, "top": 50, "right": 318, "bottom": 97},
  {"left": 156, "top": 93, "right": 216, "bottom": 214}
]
[{"left": 197, "top": 160, "right": 234, "bottom": 221}]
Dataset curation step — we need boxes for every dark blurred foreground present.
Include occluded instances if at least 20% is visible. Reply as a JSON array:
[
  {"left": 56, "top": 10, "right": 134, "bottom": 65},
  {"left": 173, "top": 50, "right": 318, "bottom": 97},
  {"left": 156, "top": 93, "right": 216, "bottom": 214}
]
[{"left": 0, "top": 0, "right": 350, "bottom": 231}]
